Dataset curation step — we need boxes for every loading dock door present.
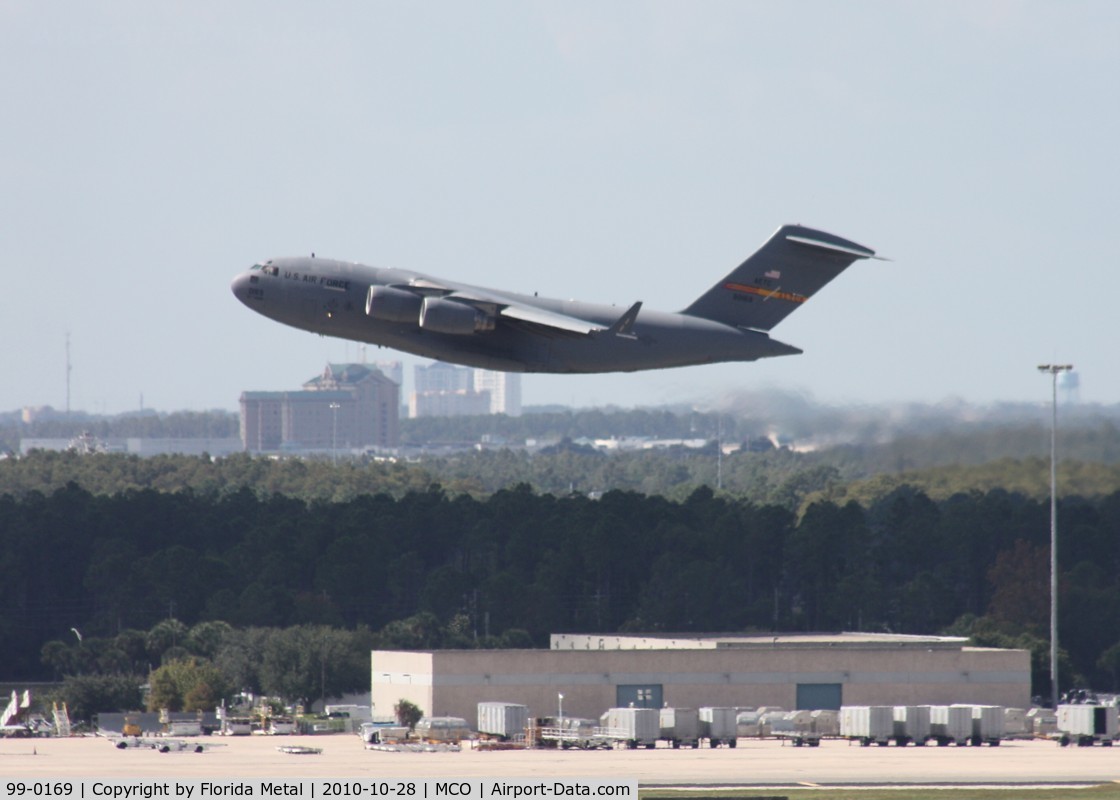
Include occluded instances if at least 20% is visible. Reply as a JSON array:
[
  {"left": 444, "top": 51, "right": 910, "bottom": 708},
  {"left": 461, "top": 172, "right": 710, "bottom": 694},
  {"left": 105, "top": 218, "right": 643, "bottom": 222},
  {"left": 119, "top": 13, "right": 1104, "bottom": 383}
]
[
  {"left": 796, "top": 683, "right": 842, "bottom": 710},
  {"left": 616, "top": 684, "right": 662, "bottom": 709}
]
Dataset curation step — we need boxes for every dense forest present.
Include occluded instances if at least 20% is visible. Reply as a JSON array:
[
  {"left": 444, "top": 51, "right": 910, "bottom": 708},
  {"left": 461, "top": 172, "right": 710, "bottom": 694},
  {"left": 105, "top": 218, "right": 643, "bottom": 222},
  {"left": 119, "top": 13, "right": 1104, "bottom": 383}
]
[
  {"left": 5, "top": 474, "right": 1120, "bottom": 702},
  {"left": 5, "top": 445, "right": 1120, "bottom": 509},
  {"left": 5, "top": 402, "right": 1120, "bottom": 713}
]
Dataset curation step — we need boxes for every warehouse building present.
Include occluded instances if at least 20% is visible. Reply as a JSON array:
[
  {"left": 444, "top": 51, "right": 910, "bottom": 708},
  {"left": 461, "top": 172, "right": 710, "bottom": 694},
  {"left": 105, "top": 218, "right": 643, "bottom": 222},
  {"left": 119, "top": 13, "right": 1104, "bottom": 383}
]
[
  {"left": 240, "top": 362, "right": 399, "bottom": 452},
  {"left": 371, "top": 632, "right": 1030, "bottom": 722}
]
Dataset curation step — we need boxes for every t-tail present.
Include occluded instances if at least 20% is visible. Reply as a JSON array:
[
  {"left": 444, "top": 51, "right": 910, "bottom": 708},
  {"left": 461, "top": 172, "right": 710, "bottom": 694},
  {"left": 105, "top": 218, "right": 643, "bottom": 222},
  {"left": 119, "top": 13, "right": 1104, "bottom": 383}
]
[{"left": 683, "top": 224, "right": 878, "bottom": 331}]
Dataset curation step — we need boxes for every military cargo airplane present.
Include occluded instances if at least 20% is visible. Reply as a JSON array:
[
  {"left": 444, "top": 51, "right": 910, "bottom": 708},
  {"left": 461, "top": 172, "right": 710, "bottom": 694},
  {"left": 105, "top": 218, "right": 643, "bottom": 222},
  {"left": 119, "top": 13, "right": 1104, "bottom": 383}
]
[{"left": 231, "top": 224, "right": 878, "bottom": 373}]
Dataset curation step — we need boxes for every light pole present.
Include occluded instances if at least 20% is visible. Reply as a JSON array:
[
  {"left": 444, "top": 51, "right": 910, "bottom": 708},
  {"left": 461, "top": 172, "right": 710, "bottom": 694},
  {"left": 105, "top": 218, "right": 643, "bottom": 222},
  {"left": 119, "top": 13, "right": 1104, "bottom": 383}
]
[
  {"left": 1038, "top": 363, "right": 1072, "bottom": 710},
  {"left": 329, "top": 402, "right": 341, "bottom": 464},
  {"left": 558, "top": 692, "right": 564, "bottom": 731}
]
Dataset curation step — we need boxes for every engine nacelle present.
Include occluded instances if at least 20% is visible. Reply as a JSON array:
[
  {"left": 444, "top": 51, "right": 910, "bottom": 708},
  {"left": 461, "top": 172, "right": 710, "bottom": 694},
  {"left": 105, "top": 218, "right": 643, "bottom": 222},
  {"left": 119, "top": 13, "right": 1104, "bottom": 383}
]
[
  {"left": 419, "top": 296, "right": 495, "bottom": 334},
  {"left": 365, "top": 285, "right": 423, "bottom": 322}
]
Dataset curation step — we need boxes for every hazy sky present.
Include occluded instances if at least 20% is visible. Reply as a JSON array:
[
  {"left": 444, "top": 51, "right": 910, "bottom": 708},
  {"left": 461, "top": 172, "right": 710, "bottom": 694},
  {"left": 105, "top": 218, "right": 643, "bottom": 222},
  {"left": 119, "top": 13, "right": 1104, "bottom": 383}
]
[{"left": 4, "top": 1, "right": 1117, "bottom": 414}]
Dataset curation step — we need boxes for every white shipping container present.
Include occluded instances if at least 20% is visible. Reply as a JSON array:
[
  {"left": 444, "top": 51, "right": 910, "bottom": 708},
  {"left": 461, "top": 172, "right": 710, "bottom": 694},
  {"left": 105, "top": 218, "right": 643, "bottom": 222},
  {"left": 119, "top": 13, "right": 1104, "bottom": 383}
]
[
  {"left": 1002, "top": 708, "right": 1027, "bottom": 736},
  {"left": 659, "top": 707, "right": 699, "bottom": 743},
  {"left": 929, "top": 705, "right": 972, "bottom": 745},
  {"left": 893, "top": 706, "right": 931, "bottom": 743},
  {"left": 1057, "top": 705, "right": 1119, "bottom": 739},
  {"left": 840, "top": 706, "right": 893, "bottom": 743},
  {"left": 699, "top": 707, "right": 738, "bottom": 740},
  {"left": 605, "top": 707, "right": 660, "bottom": 745},
  {"left": 968, "top": 704, "right": 1005, "bottom": 744},
  {"left": 477, "top": 702, "right": 529, "bottom": 739}
]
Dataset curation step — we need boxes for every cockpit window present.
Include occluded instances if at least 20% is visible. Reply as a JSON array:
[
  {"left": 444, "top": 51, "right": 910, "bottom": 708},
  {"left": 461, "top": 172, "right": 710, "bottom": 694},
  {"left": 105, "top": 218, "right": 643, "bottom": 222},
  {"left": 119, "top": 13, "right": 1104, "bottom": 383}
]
[{"left": 251, "top": 263, "right": 279, "bottom": 276}]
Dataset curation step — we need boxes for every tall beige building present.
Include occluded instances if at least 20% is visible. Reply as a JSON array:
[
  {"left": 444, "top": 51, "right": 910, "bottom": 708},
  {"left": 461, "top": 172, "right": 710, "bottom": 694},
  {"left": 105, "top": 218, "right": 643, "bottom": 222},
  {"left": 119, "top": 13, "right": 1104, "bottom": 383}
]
[
  {"left": 240, "top": 363, "right": 399, "bottom": 453},
  {"left": 473, "top": 369, "right": 521, "bottom": 416},
  {"left": 409, "top": 362, "right": 521, "bottom": 418}
]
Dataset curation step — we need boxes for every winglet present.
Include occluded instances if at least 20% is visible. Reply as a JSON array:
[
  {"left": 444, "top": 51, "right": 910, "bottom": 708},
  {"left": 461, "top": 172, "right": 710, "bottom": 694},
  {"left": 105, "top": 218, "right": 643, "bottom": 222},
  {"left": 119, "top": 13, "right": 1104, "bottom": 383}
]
[{"left": 607, "top": 301, "right": 642, "bottom": 338}]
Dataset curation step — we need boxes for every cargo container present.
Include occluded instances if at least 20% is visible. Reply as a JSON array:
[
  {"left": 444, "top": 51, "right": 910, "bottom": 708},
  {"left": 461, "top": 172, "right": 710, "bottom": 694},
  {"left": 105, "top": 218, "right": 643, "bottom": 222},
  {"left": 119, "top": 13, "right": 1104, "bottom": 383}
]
[
  {"left": 167, "top": 720, "right": 202, "bottom": 737},
  {"left": 736, "top": 710, "right": 763, "bottom": 738},
  {"left": 477, "top": 702, "right": 529, "bottom": 740},
  {"left": 659, "top": 707, "right": 700, "bottom": 748},
  {"left": 1003, "top": 707, "right": 1028, "bottom": 738},
  {"left": 892, "top": 706, "right": 931, "bottom": 745},
  {"left": 839, "top": 706, "right": 893, "bottom": 746},
  {"left": 538, "top": 716, "right": 604, "bottom": 749},
  {"left": 1057, "top": 704, "right": 1119, "bottom": 746},
  {"left": 601, "top": 707, "right": 659, "bottom": 749},
  {"left": 757, "top": 709, "right": 786, "bottom": 733},
  {"left": 414, "top": 716, "right": 470, "bottom": 743},
  {"left": 810, "top": 709, "right": 839, "bottom": 737},
  {"left": 359, "top": 723, "right": 408, "bottom": 744},
  {"left": 968, "top": 704, "right": 1004, "bottom": 746},
  {"left": 929, "top": 705, "right": 972, "bottom": 746},
  {"left": 769, "top": 709, "right": 820, "bottom": 746},
  {"left": 1027, "top": 707, "right": 1057, "bottom": 735},
  {"left": 699, "top": 707, "right": 738, "bottom": 747}
]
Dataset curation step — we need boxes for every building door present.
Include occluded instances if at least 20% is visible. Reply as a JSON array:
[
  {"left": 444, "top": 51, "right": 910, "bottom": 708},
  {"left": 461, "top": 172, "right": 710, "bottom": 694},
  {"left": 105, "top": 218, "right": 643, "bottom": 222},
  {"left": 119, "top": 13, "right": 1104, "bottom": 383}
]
[
  {"left": 796, "top": 683, "right": 842, "bottom": 710},
  {"left": 616, "top": 684, "right": 662, "bottom": 709}
]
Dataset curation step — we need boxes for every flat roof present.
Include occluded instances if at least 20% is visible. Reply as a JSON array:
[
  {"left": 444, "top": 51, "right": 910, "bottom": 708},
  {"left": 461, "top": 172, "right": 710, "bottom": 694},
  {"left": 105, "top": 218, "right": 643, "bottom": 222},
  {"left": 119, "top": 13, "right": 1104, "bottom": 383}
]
[{"left": 550, "top": 631, "right": 970, "bottom": 651}]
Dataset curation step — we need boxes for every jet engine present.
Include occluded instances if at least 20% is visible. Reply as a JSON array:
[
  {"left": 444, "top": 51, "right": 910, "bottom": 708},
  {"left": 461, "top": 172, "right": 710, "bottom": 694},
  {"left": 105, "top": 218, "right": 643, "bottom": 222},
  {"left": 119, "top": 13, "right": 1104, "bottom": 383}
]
[
  {"left": 419, "top": 296, "right": 495, "bottom": 334},
  {"left": 365, "top": 285, "right": 423, "bottom": 322}
]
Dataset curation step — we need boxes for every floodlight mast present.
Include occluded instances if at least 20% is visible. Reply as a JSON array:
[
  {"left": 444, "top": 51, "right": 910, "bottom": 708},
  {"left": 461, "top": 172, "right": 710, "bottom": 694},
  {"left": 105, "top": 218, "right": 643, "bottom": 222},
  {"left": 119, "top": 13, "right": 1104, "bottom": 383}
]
[{"left": 1037, "top": 363, "right": 1072, "bottom": 710}]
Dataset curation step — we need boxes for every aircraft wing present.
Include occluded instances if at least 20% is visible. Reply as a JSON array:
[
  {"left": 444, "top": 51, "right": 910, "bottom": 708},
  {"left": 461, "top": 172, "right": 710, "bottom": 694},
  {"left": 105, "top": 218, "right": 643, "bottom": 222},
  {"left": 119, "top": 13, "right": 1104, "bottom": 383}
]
[
  {"left": 405, "top": 276, "right": 612, "bottom": 335},
  {"left": 496, "top": 303, "right": 605, "bottom": 334}
]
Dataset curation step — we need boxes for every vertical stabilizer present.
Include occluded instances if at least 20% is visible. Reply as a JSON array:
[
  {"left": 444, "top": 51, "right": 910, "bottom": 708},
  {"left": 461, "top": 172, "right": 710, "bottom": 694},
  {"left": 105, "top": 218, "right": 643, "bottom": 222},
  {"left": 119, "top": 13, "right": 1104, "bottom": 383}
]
[{"left": 683, "top": 225, "right": 876, "bottom": 331}]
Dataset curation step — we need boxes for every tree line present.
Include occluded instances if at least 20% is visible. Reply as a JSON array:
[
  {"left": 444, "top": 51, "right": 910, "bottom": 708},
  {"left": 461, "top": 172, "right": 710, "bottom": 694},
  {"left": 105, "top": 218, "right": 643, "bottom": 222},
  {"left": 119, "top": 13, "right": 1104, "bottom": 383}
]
[
  {"left": 5, "top": 480, "right": 1120, "bottom": 702},
  {"left": 5, "top": 447, "right": 1120, "bottom": 512}
]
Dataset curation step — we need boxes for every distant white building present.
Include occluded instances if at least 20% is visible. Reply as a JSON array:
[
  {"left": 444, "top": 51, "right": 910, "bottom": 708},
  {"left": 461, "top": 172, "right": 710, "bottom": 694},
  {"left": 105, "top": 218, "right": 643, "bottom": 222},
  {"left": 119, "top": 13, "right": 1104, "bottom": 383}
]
[
  {"left": 410, "top": 362, "right": 518, "bottom": 418},
  {"left": 414, "top": 362, "right": 472, "bottom": 394},
  {"left": 473, "top": 370, "right": 521, "bottom": 417},
  {"left": 20, "top": 437, "right": 242, "bottom": 457},
  {"left": 409, "top": 389, "right": 492, "bottom": 419}
]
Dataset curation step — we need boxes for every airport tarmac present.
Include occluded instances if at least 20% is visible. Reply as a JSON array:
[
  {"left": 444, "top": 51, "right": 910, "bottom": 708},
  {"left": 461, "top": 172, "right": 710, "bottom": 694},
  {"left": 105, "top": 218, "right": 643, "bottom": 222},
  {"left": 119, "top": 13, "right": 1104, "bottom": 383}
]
[{"left": 2, "top": 736, "right": 1119, "bottom": 786}]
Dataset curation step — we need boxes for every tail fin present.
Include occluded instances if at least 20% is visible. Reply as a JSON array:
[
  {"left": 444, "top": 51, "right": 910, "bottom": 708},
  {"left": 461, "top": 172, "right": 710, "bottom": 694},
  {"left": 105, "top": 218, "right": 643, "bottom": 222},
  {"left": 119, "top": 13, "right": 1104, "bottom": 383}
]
[{"left": 683, "top": 224, "right": 877, "bottom": 331}]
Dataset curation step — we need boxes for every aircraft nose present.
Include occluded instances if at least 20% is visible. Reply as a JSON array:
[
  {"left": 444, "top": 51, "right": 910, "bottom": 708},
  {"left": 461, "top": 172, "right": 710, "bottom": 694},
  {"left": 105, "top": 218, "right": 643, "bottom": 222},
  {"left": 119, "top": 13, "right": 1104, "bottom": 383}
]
[{"left": 231, "top": 272, "right": 251, "bottom": 304}]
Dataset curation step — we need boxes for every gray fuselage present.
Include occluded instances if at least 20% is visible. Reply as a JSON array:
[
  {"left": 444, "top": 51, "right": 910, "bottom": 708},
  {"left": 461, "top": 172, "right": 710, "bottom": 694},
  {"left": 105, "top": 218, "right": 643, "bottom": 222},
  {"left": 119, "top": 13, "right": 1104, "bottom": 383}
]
[{"left": 231, "top": 256, "right": 800, "bottom": 373}]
